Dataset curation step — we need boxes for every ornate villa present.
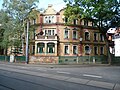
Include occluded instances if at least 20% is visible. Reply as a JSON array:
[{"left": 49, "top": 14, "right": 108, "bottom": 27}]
[{"left": 24, "top": 5, "right": 107, "bottom": 64}]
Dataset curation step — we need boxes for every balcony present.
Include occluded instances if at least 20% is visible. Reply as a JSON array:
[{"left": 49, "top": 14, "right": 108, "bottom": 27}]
[{"left": 35, "top": 35, "right": 58, "bottom": 41}]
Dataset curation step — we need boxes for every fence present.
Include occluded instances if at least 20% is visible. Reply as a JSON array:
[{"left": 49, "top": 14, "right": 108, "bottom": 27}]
[
  {"left": 0, "top": 55, "right": 25, "bottom": 62},
  {"left": 111, "top": 54, "right": 120, "bottom": 65},
  {"left": 59, "top": 55, "right": 108, "bottom": 64}
]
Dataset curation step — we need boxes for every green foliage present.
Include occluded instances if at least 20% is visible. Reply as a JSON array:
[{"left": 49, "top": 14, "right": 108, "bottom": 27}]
[
  {"left": 3, "top": 0, "right": 39, "bottom": 20},
  {"left": 64, "top": 0, "right": 120, "bottom": 31},
  {"left": 0, "top": 0, "right": 39, "bottom": 55}
]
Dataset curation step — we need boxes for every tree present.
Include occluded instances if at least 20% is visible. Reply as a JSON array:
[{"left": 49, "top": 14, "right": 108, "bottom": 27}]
[
  {"left": 1, "top": 0, "right": 39, "bottom": 55},
  {"left": 63, "top": 0, "right": 120, "bottom": 64}
]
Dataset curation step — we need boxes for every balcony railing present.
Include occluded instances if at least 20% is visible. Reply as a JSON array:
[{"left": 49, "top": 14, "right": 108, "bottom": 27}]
[{"left": 36, "top": 35, "right": 58, "bottom": 40}]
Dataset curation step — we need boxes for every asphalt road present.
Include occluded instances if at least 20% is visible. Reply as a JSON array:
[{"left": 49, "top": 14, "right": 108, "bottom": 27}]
[
  {"left": 0, "top": 69, "right": 109, "bottom": 90},
  {"left": 0, "top": 62, "right": 120, "bottom": 90}
]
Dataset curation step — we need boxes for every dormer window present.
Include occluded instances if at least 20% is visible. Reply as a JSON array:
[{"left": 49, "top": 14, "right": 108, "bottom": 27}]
[
  {"left": 44, "top": 16, "right": 55, "bottom": 23},
  {"left": 84, "top": 20, "right": 88, "bottom": 26}
]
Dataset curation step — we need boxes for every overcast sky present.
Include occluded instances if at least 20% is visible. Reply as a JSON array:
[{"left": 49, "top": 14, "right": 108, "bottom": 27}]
[{"left": 0, "top": 0, "right": 66, "bottom": 11}]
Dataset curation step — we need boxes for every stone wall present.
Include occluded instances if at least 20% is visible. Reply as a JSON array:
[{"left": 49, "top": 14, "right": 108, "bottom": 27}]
[{"left": 29, "top": 56, "right": 58, "bottom": 64}]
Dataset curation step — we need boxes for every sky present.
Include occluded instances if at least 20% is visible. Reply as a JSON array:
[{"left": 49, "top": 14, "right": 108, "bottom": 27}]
[{"left": 0, "top": 0, "right": 66, "bottom": 12}]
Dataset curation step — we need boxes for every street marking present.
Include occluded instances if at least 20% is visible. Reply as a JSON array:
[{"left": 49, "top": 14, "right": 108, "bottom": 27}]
[
  {"left": 37, "top": 69, "right": 47, "bottom": 71},
  {"left": 57, "top": 71, "right": 71, "bottom": 74},
  {"left": 20, "top": 67, "right": 27, "bottom": 69},
  {"left": 83, "top": 74, "right": 102, "bottom": 78}
]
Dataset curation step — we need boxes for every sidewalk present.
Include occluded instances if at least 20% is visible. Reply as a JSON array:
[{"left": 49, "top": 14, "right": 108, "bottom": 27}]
[{"left": 0, "top": 61, "right": 110, "bottom": 68}]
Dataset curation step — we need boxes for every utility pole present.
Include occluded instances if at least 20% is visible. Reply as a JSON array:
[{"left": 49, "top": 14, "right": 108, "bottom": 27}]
[{"left": 25, "top": 20, "right": 29, "bottom": 64}]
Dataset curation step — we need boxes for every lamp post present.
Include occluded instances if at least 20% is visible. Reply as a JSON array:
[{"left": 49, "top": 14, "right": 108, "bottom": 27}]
[
  {"left": 24, "top": 8, "right": 34, "bottom": 64},
  {"left": 25, "top": 20, "right": 29, "bottom": 64}
]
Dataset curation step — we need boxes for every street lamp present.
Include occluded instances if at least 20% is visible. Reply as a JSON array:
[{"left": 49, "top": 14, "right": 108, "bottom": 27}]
[
  {"left": 79, "top": 37, "right": 83, "bottom": 43},
  {"left": 24, "top": 8, "right": 34, "bottom": 64},
  {"left": 25, "top": 20, "right": 29, "bottom": 64}
]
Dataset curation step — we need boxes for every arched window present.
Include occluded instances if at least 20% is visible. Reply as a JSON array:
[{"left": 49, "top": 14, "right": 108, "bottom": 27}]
[
  {"left": 37, "top": 43, "right": 45, "bottom": 53},
  {"left": 85, "top": 32, "right": 90, "bottom": 41},
  {"left": 47, "top": 43, "right": 55, "bottom": 53},
  {"left": 85, "top": 45, "right": 91, "bottom": 55}
]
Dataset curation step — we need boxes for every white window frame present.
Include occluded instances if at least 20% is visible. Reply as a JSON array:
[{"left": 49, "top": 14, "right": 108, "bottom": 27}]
[
  {"left": 72, "top": 30, "right": 78, "bottom": 39},
  {"left": 64, "top": 29, "right": 69, "bottom": 39},
  {"left": 84, "top": 45, "right": 91, "bottom": 55},
  {"left": 73, "top": 45, "right": 78, "bottom": 54},
  {"left": 44, "top": 15, "right": 56, "bottom": 23},
  {"left": 43, "top": 29, "right": 56, "bottom": 36},
  {"left": 85, "top": 31, "right": 90, "bottom": 41},
  {"left": 64, "top": 45, "right": 69, "bottom": 54}
]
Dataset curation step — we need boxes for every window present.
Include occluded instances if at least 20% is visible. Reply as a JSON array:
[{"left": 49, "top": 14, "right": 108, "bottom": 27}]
[
  {"left": 85, "top": 45, "right": 91, "bottom": 54},
  {"left": 47, "top": 43, "right": 55, "bottom": 53},
  {"left": 45, "top": 30, "right": 47, "bottom": 35},
  {"left": 94, "top": 33, "right": 98, "bottom": 41},
  {"left": 73, "top": 31, "right": 77, "bottom": 39},
  {"left": 64, "top": 29, "right": 69, "bottom": 39},
  {"left": 94, "top": 46, "right": 98, "bottom": 55},
  {"left": 64, "top": 17, "right": 68, "bottom": 23},
  {"left": 45, "top": 17, "right": 48, "bottom": 23},
  {"left": 100, "top": 46, "right": 104, "bottom": 55},
  {"left": 92, "top": 22, "right": 96, "bottom": 27},
  {"left": 73, "top": 19, "right": 77, "bottom": 25},
  {"left": 48, "top": 30, "right": 51, "bottom": 35},
  {"left": 48, "top": 16, "right": 51, "bottom": 23},
  {"left": 52, "top": 30, "right": 54, "bottom": 35},
  {"left": 44, "top": 16, "right": 55, "bottom": 23},
  {"left": 33, "top": 19, "right": 36, "bottom": 24},
  {"left": 100, "top": 33, "right": 104, "bottom": 41},
  {"left": 73, "top": 45, "right": 77, "bottom": 54},
  {"left": 44, "top": 29, "right": 55, "bottom": 36},
  {"left": 84, "top": 20, "right": 88, "bottom": 26},
  {"left": 85, "top": 32, "right": 90, "bottom": 41},
  {"left": 64, "top": 45, "right": 69, "bottom": 54},
  {"left": 37, "top": 43, "right": 45, "bottom": 53}
]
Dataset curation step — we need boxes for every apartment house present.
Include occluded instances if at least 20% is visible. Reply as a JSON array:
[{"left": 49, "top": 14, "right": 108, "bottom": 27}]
[{"left": 29, "top": 5, "right": 107, "bottom": 64}]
